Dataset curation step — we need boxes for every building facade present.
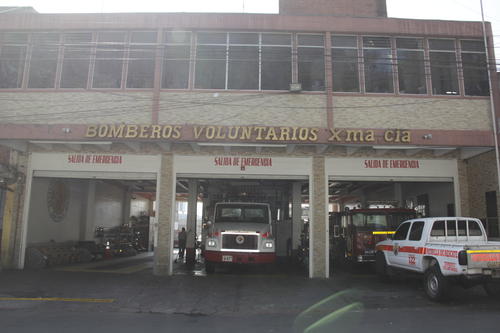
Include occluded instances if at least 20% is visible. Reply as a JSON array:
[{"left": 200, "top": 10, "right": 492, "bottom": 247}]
[{"left": 0, "top": 0, "right": 499, "bottom": 278}]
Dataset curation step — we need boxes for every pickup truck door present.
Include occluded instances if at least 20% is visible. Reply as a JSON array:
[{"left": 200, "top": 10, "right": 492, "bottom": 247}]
[
  {"left": 386, "top": 222, "right": 411, "bottom": 267},
  {"left": 400, "top": 221, "right": 425, "bottom": 271}
]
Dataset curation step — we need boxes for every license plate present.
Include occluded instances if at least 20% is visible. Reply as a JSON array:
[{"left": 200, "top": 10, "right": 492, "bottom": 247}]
[{"left": 222, "top": 255, "right": 233, "bottom": 262}]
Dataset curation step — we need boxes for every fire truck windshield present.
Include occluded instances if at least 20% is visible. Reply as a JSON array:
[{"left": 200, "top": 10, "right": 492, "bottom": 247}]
[
  {"left": 351, "top": 211, "right": 414, "bottom": 231},
  {"left": 352, "top": 213, "right": 389, "bottom": 230},
  {"left": 215, "top": 204, "right": 269, "bottom": 223}
]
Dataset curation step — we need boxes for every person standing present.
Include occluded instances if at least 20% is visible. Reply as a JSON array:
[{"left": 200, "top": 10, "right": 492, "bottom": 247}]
[{"left": 178, "top": 227, "right": 187, "bottom": 260}]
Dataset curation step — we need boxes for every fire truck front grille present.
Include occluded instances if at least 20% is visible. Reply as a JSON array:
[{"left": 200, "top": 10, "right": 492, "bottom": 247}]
[{"left": 222, "top": 234, "right": 258, "bottom": 250}]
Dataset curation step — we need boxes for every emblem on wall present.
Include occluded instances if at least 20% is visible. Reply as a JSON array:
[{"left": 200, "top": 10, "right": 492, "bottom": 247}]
[{"left": 47, "top": 180, "right": 70, "bottom": 223}]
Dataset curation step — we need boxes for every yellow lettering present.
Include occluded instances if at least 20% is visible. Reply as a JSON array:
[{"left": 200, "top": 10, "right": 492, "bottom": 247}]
[
  {"left": 254, "top": 127, "right": 266, "bottom": 140},
  {"left": 291, "top": 127, "right": 299, "bottom": 141},
  {"left": 240, "top": 127, "right": 252, "bottom": 140},
  {"left": 265, "top": 127, "right": 279, "bottom": 141},
  {"left": 172, "top": 126, "right": 182, "bottom": 139},
  {"left": 228, "top": 127, "right": 240, "bottom": 140},
  {"left": 150, "top": 125, "right": 162, "bottom": 139},
  {"left": 108, "top": 124, "right": 125, "bottom": 138},
  {"left": 365, "top": 130, "right": 375, "bottom": 142},
  {"left": 205, "top": 126, "right": 216, "bottom": 139},
  {"left": 279, "top": 127, "right": 291, "bottom": 141},
  {"left": 97, "top": 125, "right": 109, "bottom": 138},
  {"left": 194, "top": 126, "right": 204, "bottom": 139},
  {"left": 138, "top": 125, "right": 149, "bottom": 139},
  {"left": 215, "top": 126, "right": 226, "bottom": 139},
  {"left": 346, "top": 130, "right": 364, "bottom": 142},
  {"left": 309, "top": 128, "right": 319, "bottom": 141},
  {"left": 328, "top": 129, "right": 343, "bottom": 142},
  {"left": 85, "top": 125, "right": 98, "bottom": 138},
  {"left": 298, "top": 128, "right": 309, "bottom": 141},
  {"left": 162, "top": 126, "right": 173, "bottom": 139},
  {"left": 384, "top": 130, "right": 394, "bottom": 142},
  {"left": 401, "top": 131, "right": 411, "bottom": 143},
  {"left": 125, "top": 125, "right": 139, "bottom": 138}
]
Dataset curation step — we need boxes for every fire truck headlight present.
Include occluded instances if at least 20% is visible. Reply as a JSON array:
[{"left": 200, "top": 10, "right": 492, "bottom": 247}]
[
  {"left": 264, "top": 241, "right": 274, "bottom": 248},
  {"left": 207, "top": 240, "right": 216, "bottom": 248}
]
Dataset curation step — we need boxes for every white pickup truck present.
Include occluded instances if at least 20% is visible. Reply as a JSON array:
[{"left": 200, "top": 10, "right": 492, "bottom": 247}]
[
  {"left": 203, "top": 202, "right": 276, "bottom": 273},
  {"left": 375, "top": 217, "right": 500, "bottom": 301}
]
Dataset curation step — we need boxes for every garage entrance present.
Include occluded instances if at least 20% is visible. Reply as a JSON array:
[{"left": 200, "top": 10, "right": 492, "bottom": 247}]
[
  {"left": 173, "top": 155, "right": 313, "bottom": 275},
  {"left": 326, "top": 157, "right": 460, "bottom": 270},
  {"left": 19, "top": 153, "right": 161, "bottom": 270}
]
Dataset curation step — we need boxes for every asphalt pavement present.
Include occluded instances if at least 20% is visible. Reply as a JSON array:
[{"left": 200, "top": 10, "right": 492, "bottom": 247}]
[{"left": 0, "top": 258, "right": 499, "bottom": 333}]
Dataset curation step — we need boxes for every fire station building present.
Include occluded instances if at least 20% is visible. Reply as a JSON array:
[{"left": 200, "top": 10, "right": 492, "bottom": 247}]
[{"left": 0, "top": 0, "right": 499, "bottom": 278}]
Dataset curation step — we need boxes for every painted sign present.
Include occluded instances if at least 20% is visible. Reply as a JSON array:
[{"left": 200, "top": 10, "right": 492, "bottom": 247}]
[
  {"left": 84, "top": 124, "right": 412, "bottom": 144},
  {"left": 214, "top": 156, "right": 273, "bottom": 171},
  {"left": 68, "top": 154, "right": 123, "bottom": 165},
  {"left": 364, "top": 160, "right": 420, "bottom": 169}
]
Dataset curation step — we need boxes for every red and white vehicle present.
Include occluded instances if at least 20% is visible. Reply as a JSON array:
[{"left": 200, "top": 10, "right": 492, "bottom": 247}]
[
  {"left": 204, "top": 202, "right": 276, "bottom": 273},
  {"left": 376, "top": 217, "right": 500, "bottom": 301}
]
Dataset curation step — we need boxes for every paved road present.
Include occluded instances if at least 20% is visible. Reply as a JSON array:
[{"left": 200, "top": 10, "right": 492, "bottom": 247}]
[{"left": 0, "top": 263, "right": 499, "bottom": 333}]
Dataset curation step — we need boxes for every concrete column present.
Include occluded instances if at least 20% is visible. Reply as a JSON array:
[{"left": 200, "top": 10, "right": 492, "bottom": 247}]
[
  {"left": 394, "top": 183, "right": 403, "bottom": 208},
  {"left": 186, "top": 179, "right": 198, "bottom": 265},
  {"left": 1, "top": 183, "right": 20, "bottom": 269},
  {"left": 310, "top": 156, "right": 329, "bottom": 278},
  {"left": 292, "top": 182, "right": 303, "bottom": 255},
  {"left": 122, "top": 188, "right": 132, "bottom": 225},
  {"left": 457, "top": 160, "right": 469, "bottom": 217},
  {"left": 154, "top": 153, "right": 175, "bottom": 276},
  {"left": 80, "top": 181, "right": 96, "bottom": 241}
]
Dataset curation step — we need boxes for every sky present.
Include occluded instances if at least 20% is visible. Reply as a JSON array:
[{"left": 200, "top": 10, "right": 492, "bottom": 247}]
[{"left": 1, "top": 0, "right": 499, "bottom": 64}]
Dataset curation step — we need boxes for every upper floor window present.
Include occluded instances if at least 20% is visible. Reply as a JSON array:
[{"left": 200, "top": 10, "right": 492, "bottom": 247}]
[
  {"left": 331, "top": 35, "right": 359, "bottom": 92},
  {"left": 396, "top": 38, "right": 426, "bottom": 94},
  {"left": 194, "top": 32, "right": 292, "bottom": 91},
  {"left": 195, "top": 32, "right": 227, "bottom": 89},
  {"left": 28, "top": 33, "right": 59, "bottom": 88},
  {"left": 61, "top": 33, "right": 92, "bottom": 89},
  {"left": 92, "top": 32, "right": 126, "bottom": 88},
  {"left": 298, "top": 34, "right": 325, "bottom": 91},
  {"left": 363, "top": 36, "right": 394, "bottom": 93},
  {"left": 261, "top": 33, "right": 292, "bottom": 90},
  {"left": 461, "top": 40, "right": 489, "bottom": 96},
  {"left": 0, "top": 32, "right": 27, "bottom": 89},
  {"left": 126, "top": 31, "right": 157, "bottom": 89},
  {"left": 162, "top": 31, "right": 191, "bottom": 89},
  {"left": 228, "top": 33, "right": 259, "bottom": 90},
  {"left": 429, "top": 39, "right": 459, "bottom": 95}
]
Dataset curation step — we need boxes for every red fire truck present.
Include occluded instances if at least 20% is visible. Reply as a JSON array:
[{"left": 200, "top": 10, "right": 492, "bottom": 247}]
[{"left": 331, "top": 208, "right": 417, "bottom": 264}]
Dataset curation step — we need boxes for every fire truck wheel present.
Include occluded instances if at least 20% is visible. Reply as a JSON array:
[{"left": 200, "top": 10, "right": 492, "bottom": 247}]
[
  {"left": 375, "top": 252, "right": 390, "bottom": 282},
  {"left": 424, "top": 264, "right": 449, "bottom": 302},
  {"left": 483, "top": 282, "right": 500, "bottom": 297},
  {"left": 205, "top": 261, "right": 215, "bottom": 274}
]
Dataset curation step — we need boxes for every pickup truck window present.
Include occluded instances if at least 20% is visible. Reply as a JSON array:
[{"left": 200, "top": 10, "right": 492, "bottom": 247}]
[
  {"left": 393, "top": 222, "right": 411, "bottom": 240},
  {"left": 446, "top": 220, "right": 457, "bottom": 236},
  {"left": 408, "top": 221, "right": 425, "bottom": 241},
  {"left": 458, "top": 220, "right": 467, "bottom": 236},
  {"left": 430, "top": 220, "right": 445, "bottom": 236},
  {"left": 468, "top": 220, "right": 483, "bottom": 236}
]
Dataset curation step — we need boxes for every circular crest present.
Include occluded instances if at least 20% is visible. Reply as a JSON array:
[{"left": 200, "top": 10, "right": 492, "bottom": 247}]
[{"left": 235, "top": 235, "right": 245, "bottom": 245}]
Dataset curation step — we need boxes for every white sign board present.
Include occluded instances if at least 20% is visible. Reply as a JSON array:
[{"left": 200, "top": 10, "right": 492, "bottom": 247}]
[
  {"left": 174, "top": 155, "right": 312, "bottom": 178},
  {"left": 30, "top": 152, "right": 161, "bottom": 174},
  {"left": 326, "top": 158, "right": 458, "bottom": 180}
]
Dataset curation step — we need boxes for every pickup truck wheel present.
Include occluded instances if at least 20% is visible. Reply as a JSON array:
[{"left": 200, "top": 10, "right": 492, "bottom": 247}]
[
  {"left": 205, "top": 261, "right": 215, "bottom": 274},
  {"left": 424, "top": 265, "right": 449, "bottom": 301},
  {"left": 483, "top": 282, "right": 500, "bottom": 297},
  {"left": 375, "top": 252, "right": 390, "bottom": 282}
]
